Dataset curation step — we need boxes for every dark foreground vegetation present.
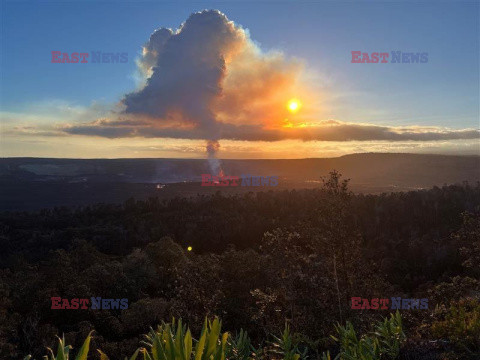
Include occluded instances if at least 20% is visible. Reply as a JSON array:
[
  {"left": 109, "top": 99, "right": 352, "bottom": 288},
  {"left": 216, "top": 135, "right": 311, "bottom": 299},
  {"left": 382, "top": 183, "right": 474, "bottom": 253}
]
[{"left": 0, "top": 172, "right": 479, "bottom": 359}]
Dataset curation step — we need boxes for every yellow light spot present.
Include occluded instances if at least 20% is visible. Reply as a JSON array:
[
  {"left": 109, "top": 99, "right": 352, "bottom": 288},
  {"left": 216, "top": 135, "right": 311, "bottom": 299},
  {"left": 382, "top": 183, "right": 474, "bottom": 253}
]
[
  {"left": 287, "top": 99, "right": 301, "bottom": 113},
  {"left": 187, "top": 246, "right": 193, "bottom": 251}
]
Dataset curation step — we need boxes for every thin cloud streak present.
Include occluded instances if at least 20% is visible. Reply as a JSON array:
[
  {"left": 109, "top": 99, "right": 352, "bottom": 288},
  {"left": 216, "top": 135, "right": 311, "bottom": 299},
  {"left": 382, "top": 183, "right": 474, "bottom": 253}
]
[{"left": 62, "top": 119, "right": 479, "bottom": 142}]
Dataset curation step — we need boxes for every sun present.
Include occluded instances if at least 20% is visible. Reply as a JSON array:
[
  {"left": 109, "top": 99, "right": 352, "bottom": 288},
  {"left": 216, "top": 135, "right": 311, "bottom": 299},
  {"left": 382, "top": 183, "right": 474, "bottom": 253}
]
[{"left": 287, "top": 99, "right": 301, "bottom": 113}]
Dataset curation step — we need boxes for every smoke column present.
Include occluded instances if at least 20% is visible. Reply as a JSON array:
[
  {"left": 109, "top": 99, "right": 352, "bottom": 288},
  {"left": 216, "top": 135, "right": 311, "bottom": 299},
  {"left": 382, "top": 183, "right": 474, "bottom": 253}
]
[{"left": 206, "top": 140, "right": 223, "bottom": 176}]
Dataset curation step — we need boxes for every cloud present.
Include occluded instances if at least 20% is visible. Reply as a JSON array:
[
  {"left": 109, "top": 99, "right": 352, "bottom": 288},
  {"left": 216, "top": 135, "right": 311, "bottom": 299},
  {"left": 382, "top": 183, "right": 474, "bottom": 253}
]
[
  {"left": 63, "top": 118, "right": 479, "bottom": 142},
  {"left": 122, "top": 10, "right": 248, "bottom": 140},
  {"left": 65, "top": 10, "right": 311, "bottom": 143},
  {"left": 53, "top": 10, "right": 477, "bottom": 145}
]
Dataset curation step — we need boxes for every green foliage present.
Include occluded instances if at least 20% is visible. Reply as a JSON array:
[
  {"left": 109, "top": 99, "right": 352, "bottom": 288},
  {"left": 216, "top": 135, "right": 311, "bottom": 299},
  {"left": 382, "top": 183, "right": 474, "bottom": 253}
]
[
  {"left": 26, "top": 331, "right": 94, "bottom": 360},
  {"left": 431, "top": 298, "right": 480, "bottom": 354},
  {"left": 194, "top": 318, "right": 229, "bottom": 360},
  {"left": 98, "top": 347, "right": 140, "bottom": 360},
  {"left": 140, "top": 318, "right": 192, "bottom": 360},
  {"left": 323, "top": 311, "right": 405, "bottom": 360},
  {"left": 227, "top": 329, "right": 257, "bottom": 360},
  {"left": 321, "top": 351, "right": 332, "bottom": 360},
  {"left": 269, "top": 323, "right": 307, "bottom": 360},
  {"left": 373, "top": 310, "right": 405, "bottom": 358},
  {"left": 6, "top": 183, "right": 480, "bottom": 359},
  {"left": 27, "top": 319, "right": 232, "bottom": 360},
  {"left": 141, "top": 317, "right": 228, "bottom": 360},
  {"left": 332, "top": 322, "right": 380, "bottom": 360}
]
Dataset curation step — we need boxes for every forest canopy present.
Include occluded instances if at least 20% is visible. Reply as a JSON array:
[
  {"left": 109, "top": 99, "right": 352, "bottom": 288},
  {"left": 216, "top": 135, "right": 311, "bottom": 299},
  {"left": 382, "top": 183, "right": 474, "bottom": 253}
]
[{"left": 0, "top": 173, "right": 479, "bottom": 359}]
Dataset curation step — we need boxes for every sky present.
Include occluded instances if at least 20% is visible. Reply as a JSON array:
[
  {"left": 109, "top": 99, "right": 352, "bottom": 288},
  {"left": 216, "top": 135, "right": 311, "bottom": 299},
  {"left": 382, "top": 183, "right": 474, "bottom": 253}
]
[{"left": 0, "top": 0, "right": 479, "bottom": 159}]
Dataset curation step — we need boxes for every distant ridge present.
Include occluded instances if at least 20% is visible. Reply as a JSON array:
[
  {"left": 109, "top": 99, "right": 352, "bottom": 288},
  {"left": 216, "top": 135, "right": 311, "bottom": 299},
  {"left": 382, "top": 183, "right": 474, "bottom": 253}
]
[
  {"left": 1, "top": 153, "right": 478, "bottom": 210},
  {"left": 1, "top": 153, "right": 478, "bottom": 184}
]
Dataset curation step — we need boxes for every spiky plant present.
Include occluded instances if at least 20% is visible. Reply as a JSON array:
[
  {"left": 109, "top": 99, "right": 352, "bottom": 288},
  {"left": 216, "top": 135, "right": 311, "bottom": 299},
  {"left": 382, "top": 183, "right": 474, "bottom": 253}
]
[
  {"left": 139, "top": 318, "right": 193, "bottom": 360},
  {"left": 227, "top": 329, "right": 257, "bottom": 360},
  {"left": 322, "top": 311, "right": 405, "bottom": 360},
  {"left": 24, "top": 331, "right": 93, "bottom": 360},
  {"left": 331, "top": 322, "right": 380, "bottom": 360},
  {"left": 140, "top": 317, "right": 228, "bottom": 360},
  {"left": 193, "top": 317, "right": 229, "bottom": 360},
  {"left": 374, "top": 310, "right": 405, "bottom": 358},
  {"left": 269, "top": 323, "right": 307, "bottom": 360}
]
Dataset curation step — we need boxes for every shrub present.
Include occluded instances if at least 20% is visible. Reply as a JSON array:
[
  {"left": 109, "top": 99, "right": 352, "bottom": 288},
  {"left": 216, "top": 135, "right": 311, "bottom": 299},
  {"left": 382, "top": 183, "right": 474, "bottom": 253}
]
[
  {"left": 24, "top": 331, "right": 93, "bottom": 360},
  {"left": 431, "top": 298, "right": 480, "bottom": 354},
  {"left": 25, "top": 314, "right": 407, "bottom": 360},
  {"left": 322, "top": 311, "right": 405, "bottom": 360},
  {"left": 227, "top": 329, "right": 257, "bottom": 360},
  {"left": 269, "top": 323, "right": 307, "bottom": 360}
]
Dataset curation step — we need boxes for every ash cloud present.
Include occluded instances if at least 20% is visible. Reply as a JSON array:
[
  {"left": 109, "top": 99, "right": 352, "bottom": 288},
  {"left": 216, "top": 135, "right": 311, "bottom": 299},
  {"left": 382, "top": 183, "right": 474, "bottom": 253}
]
[
  {"left": 124, "top": 10, "right": 245, "bottom": 133},
  {"left": 62, "top": 10, "right": 480, "bottom": 146},
  {"left": 121, "top": 10, "right": 250, "bottom": 172}
]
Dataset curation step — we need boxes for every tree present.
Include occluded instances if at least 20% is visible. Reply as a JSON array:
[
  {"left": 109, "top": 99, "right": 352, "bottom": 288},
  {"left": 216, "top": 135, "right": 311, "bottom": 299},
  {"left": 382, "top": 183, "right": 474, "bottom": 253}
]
[{"left": 315, "top": 171, "right": 361, "bottom": 322}]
